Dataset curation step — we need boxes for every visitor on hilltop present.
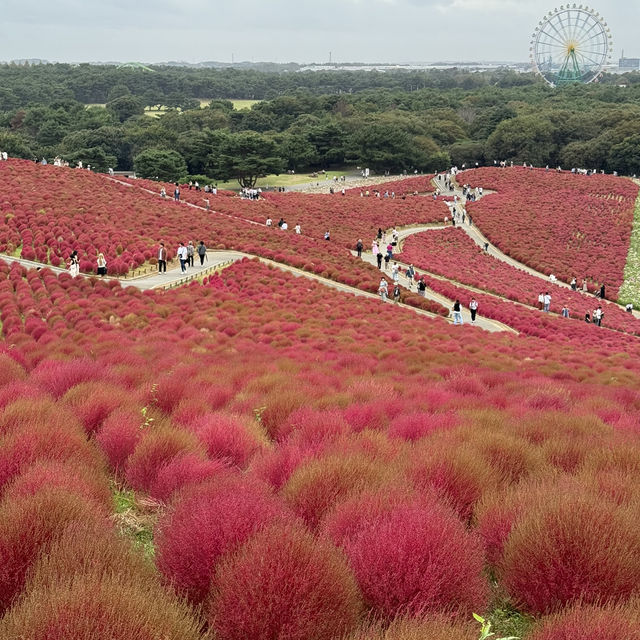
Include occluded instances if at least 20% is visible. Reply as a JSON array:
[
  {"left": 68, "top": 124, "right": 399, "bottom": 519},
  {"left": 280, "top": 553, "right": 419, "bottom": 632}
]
[
  {"left": 484, "top": 242, "right": 489, "bottom": 252},
  {"left": 295, "top": 223, "right": 301, "bottom": 234},
  {"left": 187, "top": 241, "right": 195, "bottom": 267},
  {"left": 582, "top": 278, "right": 588, "bottom": 293},
  {"left": 418, "top": 278, "right": 426, "bottom": 297},
  {"left": 561, "top": 305, "right": 570, "bottom": 318},
  {"left": 392, "top": 262, "right": 399, "bottom": 283},
  {"left": 157, "top": 243, "right": 167, "bottom": 273},
  {"left": 626, "top": 303, "right": 634, "bottom": 313},
  {"left": 266, "top": 217, "right": 272, "bottom": 227},
  {"left": 538, "top": 292, "right": 544, "bottom": 310},
  {"left": 378, "top": 278, "right": 388, "bottom": 302},
  {"left": 377, "top": 250, "right": 383, "bottom": 269},
  {"left": 177, "top": 242, "right": 188, "bottom": 273},
  {"left": 599, "top": 284, "right": 606, "bottom": 300},
  {"left": 356, "top": 239, "right": 363, "bottom": 258},
  {"left": 174, "top": 185, "right": 180, "bottom": 202},
  {"left": 324, "top": 230, "right": 330, "bottom": 241},
  {"left": 377, "top": 228, "right": 383, "bottom": 241},
  {"left": 543, "top": 292, "right": 551, "bottom": 312},
  {"left": 406, "top": 263, "right": 415, "bottom": 282},
  {"left": 570, "top": 277, "right": 577, "bottom": 290},
  {"left": 393, "top": 283, "right": 401, "bottom": 304},
  {"left": 281, "top": 221, "right": 288, "bottom": 231},
  {"left": 197, "top": 241, "right": 207, "bottom": 266},
  {"left": 452, "top": 300, "right": 463, "bottom": 325},
  {"left": 386, "top": 243, "right": 393, "bottom": 259},
  {"left": 383, "top": 252, "right": 390, "bottom": 271},
  {"left": 278, "top": 218, "right": 284, "bottom": 228},
  {"left": 469, "top": 298, "right": 479, "bottom": 323},
  {"left": 160, "top": 187, "right": 167, "bottom": 199},
  {"left": 204, "top": 198, "right": 210, "bottom": 211},
  {"left": 96, "top": 253, "right": 107, "bottom": 277},
  {"left": 372, "top": 240, "right": 379, "bottom": 256},
  {"left": 68, "top": 250, "right": 80, "bottom": 278}
]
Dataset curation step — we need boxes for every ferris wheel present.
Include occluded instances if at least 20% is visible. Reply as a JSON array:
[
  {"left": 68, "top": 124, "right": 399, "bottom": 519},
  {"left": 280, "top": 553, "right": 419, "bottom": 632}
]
[{"left": 530, "top": 5, "right": 613, "bottom": 87}]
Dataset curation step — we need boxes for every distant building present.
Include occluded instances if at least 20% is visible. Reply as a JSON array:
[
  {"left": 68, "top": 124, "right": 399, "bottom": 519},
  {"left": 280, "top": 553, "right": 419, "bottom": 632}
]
[{"left": 619, "top": 56, "right": 640, "bottom": 70}]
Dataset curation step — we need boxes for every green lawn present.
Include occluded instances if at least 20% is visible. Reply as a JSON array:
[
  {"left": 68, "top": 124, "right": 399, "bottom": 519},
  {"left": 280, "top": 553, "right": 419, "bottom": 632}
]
[
  {"left": 215, "top": 170, "right": 349, "bottom": 190},
  {"left": 230, "top": 99, "right": 261, "bottom": 110}
]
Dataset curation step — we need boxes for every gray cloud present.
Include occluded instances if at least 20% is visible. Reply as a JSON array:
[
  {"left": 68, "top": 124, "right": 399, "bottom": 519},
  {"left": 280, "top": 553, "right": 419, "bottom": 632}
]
[{"left": 1, "top": 0, "right": 636, "bottom": 63}]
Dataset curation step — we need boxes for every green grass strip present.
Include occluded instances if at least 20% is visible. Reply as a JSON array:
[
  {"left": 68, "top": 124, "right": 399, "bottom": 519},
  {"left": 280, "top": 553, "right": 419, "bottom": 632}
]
[{"left": 619, "top": 186, "right": 640, "bottom": 306}]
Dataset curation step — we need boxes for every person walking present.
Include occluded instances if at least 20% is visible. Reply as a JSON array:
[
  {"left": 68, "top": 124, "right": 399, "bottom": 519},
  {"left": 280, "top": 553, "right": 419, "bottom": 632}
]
[
  {"left": 197, "top": 241, "right": 207, "bottom": 266},
  {"left": 324, "top": 230, "right": 330, "bottom": 241},
  {"left": 376, "top": 251, "right": 383, "bottom": 269},
  {"left": 594, "top": 306, "right": 603, "bottom": 326},
  {"left": 372, "top": 240, "right": 379, "bottom": 256},
  {"left": 469, "top": 298, "right": 478, "bottom": 323},
  {"left": 452, "top": 300, "right": 463, "bottom": 325},
  {"left": 68, "top": 251, "right": 80, "bottom": 278},
  {"left": 570, "top": 277, "right": 577, "bottom": 291},
  {"left": 383, "top": 253, "right": 390, "bottom": 271},
  {"left": 582, "top": 278, "right": 588, "bottom": 293},
  {"left": 418, "top": 278, "right": 426, "bottom": 297},
  {"left": 538, "top": 292, "right": 544, "bottom": 310},
  {"left": 187, "top": 241, "right": 195, "bottom": 268},
  {"left": 543, "top": 292, "right": 551, "bottom": 312},
  {"left": 393, "top": 283, "right": 401, "bottom": 304},
  {"left": 378, "top": 278, "right": 388, "bottom": 302},
  {"left": 599, "top": 284, "right": 606, "bottom": 300},
  {"left": 96, "top": 253, "right": 107, "bottom": 276},
  {"left": 177, "top": 242, "right": 188, "bottom": 273},
  {"left": 158, "top": 243, "right": 167, "bottom": 272},
  {"left": 356, "top": 239, "right": 363, "bottom": 258},
  {"left": 294, "top": 223, "right": 301, "bottom": 234},
  {"left": 392, "top": 262, "right": 400, "bottom": 283},
  {"left": 173, "top": 185, "right": 180, "bottom": 202}
]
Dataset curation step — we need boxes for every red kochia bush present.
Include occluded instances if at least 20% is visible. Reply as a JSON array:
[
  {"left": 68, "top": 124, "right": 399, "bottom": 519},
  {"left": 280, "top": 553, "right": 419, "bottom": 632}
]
[
  {"left": 526, "top": 601, "right": 640, "bottom": 640},
  {"left": 347, "top": 615, "right": 477, "bottom": 640},
  {"left": 207, "top": 523, "right": 364, "bottom": 640},
  {"left": 0, "top": 353, "right": 25, "bottom": 386},
  {"left": 0, "top": 490, "right": 108, "bottom": 613},
  {"left": 0, "top": 422, "right": 102, "bottom": 492},
  {"left": 0, "top": 573, "right": 205, "bottom": 640},
  {"left": 29, "top": 358, "right": 104, "bottom": 398},
  {"left": 3, "top": 460, "right": 111, "bottom": 511},
  {"left": 323, "top": 490, "right": 488, "bottom": 619},
  {"left": 155, "top": 476, "right": 292, "bottom": 605},
  {"left": 95, "top": 408, "right": 144, "bottom": 472},
  {"left": 189, "top": 411, "right": 266, "bottom": 467},
  {"left": 148, "top": 452, "right": 228, "bottom": 503},
  {"left": 500, "top": 494, "right": 640, "bottom": 615},
  {"left": 124, "top": 426, "right": 203, "bottom": 493}
]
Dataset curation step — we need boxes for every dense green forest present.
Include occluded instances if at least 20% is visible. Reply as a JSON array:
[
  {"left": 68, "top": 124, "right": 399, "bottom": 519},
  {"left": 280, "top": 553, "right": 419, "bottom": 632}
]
[{"left": 1, "top": 64, "right": 640, "bottom": 184}]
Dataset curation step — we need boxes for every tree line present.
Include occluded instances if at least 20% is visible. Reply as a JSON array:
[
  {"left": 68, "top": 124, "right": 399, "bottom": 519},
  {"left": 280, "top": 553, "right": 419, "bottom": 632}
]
[{"left": 1, "top": 64, "right": 640, "bottom": 185}]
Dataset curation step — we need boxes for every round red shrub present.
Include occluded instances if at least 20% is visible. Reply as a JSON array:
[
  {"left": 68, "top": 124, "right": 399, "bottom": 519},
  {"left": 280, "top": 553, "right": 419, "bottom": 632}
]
[
  {"left": 207, "top": 523, "right": 364, "bottom": 640},
  {"left": 0, "top": 490, "right": 108, "bottom": 613},
  {"left": 0, "top": 573, "right": 206, "bottom": 640},
  {"left": 124, "top": 426, "right": 203, "bottom": 493},
  {"left": 0, "top": 353, "right": 25, "bottom": 387},
  {"left": 347, "top": 615, "right": 477, "bottom": 640},
  {"left": 3, "top": 460, "right": 111, "bottom": 510},
  {"left": 526, "top": 601, "right": 640, "bottom": 640},
  {"left": 62, "top": 381, "right": 134, "bottom": 435},
  {"left": 0, "top": 422, "right": 103, "bottom": 492},
  {"left": 500, "top": 494, "right": 640, "bottom": 615},
  {"left": 95, "top": 407, "right": 144, "bottom": 472},
  {"left": 155, "top": 475, "right": 292, "bottom": 605},
  {"left": 189, "top": 412, "right": 265, "bottom": 468},
  {"left": 323, "top": 490, "right": 488, "bottom": 619},
  {"left": 149, "top": 452, "right": 228, "bottom": 503}
]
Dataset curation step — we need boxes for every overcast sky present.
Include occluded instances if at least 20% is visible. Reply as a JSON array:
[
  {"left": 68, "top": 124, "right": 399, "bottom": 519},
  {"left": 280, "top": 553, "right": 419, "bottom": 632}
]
[{"left": 2, "top": 0, "right": 637, "bottom": 64}]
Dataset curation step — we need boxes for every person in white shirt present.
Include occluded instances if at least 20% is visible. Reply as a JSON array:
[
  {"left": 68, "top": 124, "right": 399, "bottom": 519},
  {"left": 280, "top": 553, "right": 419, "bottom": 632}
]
[
  {"left": 177, "top": 243, "right": 188, "bottom": 273},
  {"left": 266, "top": 217, "right": 272, "bottom": 227},
  {"left": 281, "top": 221, "right": 288, "bottom": 231},
  {"left": 295, "top": 224, "right": 301, "bottom": 234},
  {"left": 543, "top": 292, "right": 551, "bottom": 312}
]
